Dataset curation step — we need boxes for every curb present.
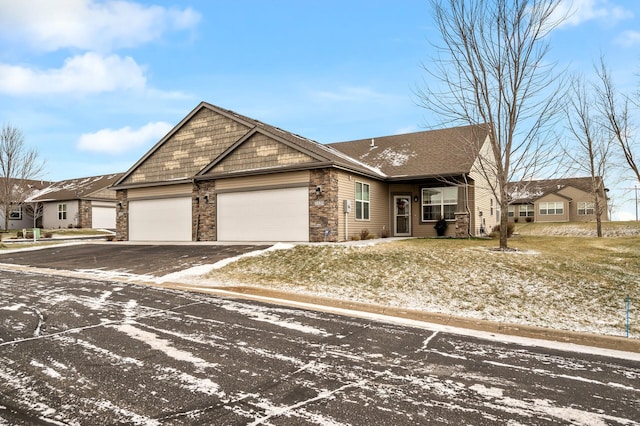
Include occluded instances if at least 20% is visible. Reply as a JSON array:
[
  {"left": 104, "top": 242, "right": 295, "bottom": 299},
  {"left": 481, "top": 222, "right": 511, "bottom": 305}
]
[
  {"left": 159, "top": 283, "right": 640, "bottom": 355},
  {"left": 1, "top": 262, "right": 638, "bottom": 356}
]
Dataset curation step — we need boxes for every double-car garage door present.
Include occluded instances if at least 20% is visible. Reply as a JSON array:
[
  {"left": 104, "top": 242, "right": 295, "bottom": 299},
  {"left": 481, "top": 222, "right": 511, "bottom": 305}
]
[
  {"left": 217, "top": 187, "right": 309, "bottom": 242},
  {"left": 127, "top": 185, "right": 309, "bottom": 242}
]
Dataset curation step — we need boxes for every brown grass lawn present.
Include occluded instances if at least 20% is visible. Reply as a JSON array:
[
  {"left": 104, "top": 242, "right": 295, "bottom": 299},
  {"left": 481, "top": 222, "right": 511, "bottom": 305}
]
[{"left": 208, "top": 222, "right": 640, "bottom": 338}]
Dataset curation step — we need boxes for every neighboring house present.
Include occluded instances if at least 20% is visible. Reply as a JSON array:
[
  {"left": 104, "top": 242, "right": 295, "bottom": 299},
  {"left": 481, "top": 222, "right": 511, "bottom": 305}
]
[
  {"left": 508, "top": 177, "right": 609, "bottom": 223},
  {"left": 29, "top": 174, "right": 123, "bottom": 229},
  {"left": 111, "top": 101, "right": 500, "bottom": 242},
  {"left": 0, "top": 178, "right": 52, "bottom": 230}
]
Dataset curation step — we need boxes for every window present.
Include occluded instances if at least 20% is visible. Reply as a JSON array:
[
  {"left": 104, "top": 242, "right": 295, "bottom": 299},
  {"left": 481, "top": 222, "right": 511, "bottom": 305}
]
[
  {"left": 519, "top": 205, "right": 535, "bottom": 217},
  {"left": 578, "top": 202, "right": 595, "bottom": 215},
  {"left": 355, "top": 182, "right": 370, "bottom": 220},
  {"left": 9, "top": 205, "right": 22, "bottom": 220},
  {"left": 539, "top": 202, "right": 564, "bottom": 215},
  {"left": 422, "top": 187, "right": 457, "bottom": 221},
  {"left": 508, "top": 206, "right": 515, "bottom": 217},
  {"left": 58, "top": 203, "right": 67, "bottom": 220}
]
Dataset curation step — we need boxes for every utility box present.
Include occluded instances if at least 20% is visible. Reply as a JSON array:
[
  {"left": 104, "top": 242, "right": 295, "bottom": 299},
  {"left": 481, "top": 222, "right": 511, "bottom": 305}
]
[
  {"left": 33, "top": 228, "right": 40, "bottom": 240},
  {"left": 343, "top": 199, "right": 351, "bottom": 213}
]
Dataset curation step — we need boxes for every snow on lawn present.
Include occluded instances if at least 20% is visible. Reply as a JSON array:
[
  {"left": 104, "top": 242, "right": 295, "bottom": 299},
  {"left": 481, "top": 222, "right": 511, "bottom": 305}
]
[{"left": 203, "top": 236, "right": 640, "bottom": 339}]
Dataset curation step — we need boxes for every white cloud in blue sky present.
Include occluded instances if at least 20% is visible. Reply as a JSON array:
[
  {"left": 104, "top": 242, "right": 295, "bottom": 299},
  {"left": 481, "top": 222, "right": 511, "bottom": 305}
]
[
  {"left": 0, "top": 0, "right": 638, "bottom": 219},
  {"left": 0, "top": 53, "right": 146, "bottom": 95},
  {"left": 556, "top": 0, "right": 633, "bottom": 27},
  {"left": 77, "top": 121, "right": 172, "bottom": 154},
  {"left": 0, "top": 0, "right": 200, "bottom": 52}
]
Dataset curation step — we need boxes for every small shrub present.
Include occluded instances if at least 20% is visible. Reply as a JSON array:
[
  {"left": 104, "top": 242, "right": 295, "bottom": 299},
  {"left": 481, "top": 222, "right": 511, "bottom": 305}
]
[
  {"left": 514, "top": 218, "right": 519, "bottom": 223},
  {"left": 381, "top": 228, "right": 390, "bottom": 238},
  {"left": 16, "top": 231, "right": 23, "bottom": 238},
  {"left": 526, "top": 217, "right": 533, "bottom": 223},
  {"left": 359, "top": 229, "right": 371, "bottom": 240},
  {"left": 44, "top": 232, "right": 53, "bottom": 238},
  {"left": 350, "top": 234, "right": 361, "bottom": 241}
]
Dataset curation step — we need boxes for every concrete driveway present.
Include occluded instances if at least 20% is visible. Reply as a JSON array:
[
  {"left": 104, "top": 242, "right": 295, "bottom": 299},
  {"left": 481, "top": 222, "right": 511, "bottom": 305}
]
[{"left": 0, "top": 242, "right": 270, "bottom": 277}]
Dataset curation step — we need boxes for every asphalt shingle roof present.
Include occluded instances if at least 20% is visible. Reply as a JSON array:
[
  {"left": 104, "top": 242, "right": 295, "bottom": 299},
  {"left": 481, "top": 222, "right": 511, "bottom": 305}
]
[
  {"left": 328, "top": 124, "right": 491, "bottom": 179},
  {"left": 30, "top": 173, "right": 123, "bottom": 202}
]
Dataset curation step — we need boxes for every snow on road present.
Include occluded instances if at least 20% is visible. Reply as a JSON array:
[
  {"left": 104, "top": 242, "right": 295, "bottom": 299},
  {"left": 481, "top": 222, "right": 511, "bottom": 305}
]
[{"left": 0, "top": 269, "right": 639, "bottom": 424}]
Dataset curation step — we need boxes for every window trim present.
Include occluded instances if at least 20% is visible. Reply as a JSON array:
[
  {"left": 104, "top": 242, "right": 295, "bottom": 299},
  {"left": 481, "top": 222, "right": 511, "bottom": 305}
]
[
  {"left": 58, "top": 203, "right": 67, "bottom": 220},
  {"left": 355, "top": 181, "right": 370, "bottom": 221},
  {"left": 9, "top": 205, "right": 22, "bottom": 220},
  {"left": 518, "top": 205, "right": 535, "bottom": 217},
  {"left": 578, "top": 201, "right": 595, "bottom": 215},
  {"left": 421, "top": 186, "right": 458, "bottom": 222},
  {"left": 539, "top": 201, "right": 564, "bottom": 215}
]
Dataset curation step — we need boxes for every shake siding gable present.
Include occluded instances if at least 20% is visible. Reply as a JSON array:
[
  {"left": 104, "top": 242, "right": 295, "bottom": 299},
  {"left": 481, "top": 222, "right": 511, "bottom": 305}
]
[
  {"left": 206, "top": 133, "right": 316, "bottom": 175},
  {"left": 123, "top": 108, "right": 251, "bottom": 185}
]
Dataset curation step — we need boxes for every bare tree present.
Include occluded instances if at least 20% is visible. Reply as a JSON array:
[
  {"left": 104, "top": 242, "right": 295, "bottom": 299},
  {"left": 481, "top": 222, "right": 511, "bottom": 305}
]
[
  {"left": 0, "top": 124, "right": 45, "bottom": 230},
  {"left": 564, "top": 74, "right": 613, "bottom": 237},
  {"left": 418, "top": 0, "right": 566, "bottom": 249},
  {"left": 595, "top": 59, "right": 639, "bottom": 183}
]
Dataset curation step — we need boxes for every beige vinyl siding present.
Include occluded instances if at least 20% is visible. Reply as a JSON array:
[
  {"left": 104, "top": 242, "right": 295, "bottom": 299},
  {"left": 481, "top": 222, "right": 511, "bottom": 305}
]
[
  {"left": 215, "top": 171, "right": 309, "bottom": 192},
  {"left": 469, "top": 137, "right": 499, "bottom": 236},
  {"left": 128, "top": 184, "right": 193, "bottom": 200},
  {"left": 337, "top": 171, "right": 388, "bottom": 241}
]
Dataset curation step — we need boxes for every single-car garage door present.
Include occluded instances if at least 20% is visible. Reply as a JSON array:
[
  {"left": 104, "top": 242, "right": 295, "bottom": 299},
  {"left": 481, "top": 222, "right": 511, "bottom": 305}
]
[
  {"left": 129, "top": 197, "right": 192, "bottom": 241},
  {"left": 217, "top": 187, "right": 309, "bottom": 242},
  {"left": 91, "top": 205, "right": 116, "bottom": 229}
]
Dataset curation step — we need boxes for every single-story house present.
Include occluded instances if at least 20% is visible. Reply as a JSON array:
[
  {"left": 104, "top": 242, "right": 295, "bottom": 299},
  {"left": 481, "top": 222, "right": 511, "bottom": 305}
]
[
  {"left": 0, "top": 178, "right": 53, "bottom": 230},
  {"left": 111, "top": 102, "right": 501, "bottom": 242},
  {"left": 508, "top": 177, "right": 609, "bottom": 223},
  {"left": 29, "top": 173, "right": 123, "bottom": 229}
]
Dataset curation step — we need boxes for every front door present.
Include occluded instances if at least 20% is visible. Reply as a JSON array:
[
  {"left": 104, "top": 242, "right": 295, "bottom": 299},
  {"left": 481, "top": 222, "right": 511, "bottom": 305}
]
[{"left": 394, "top": 195, "right": 411, "bottom": 236}]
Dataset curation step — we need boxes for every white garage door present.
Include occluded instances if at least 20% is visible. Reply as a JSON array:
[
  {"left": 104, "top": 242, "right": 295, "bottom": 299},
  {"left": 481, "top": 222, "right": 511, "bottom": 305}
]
[
  {"left": 91, "top": 206, "right": 116, "bottom": 229},
  {"left": 217, "top": 187, "right": 309, "bottom": 242},
  {"left": 129, "top": 197, "right": 192, "bottom": 241}
]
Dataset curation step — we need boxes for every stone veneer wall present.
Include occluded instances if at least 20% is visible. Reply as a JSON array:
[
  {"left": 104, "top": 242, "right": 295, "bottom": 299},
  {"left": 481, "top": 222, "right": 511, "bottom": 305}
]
[
  {"left": 78, "top": 200, "right": 92, "bottom": 228},
  {"left": 115, "top": 190, "right": 128, "bottom": 241},
  {"left": 454, "top": 211, "right": 470, "bottom": 238},
  {"left": 309, "top": 169, "right": 339, "bottom": 242},
  {"left": 194, "top": 181, "right": 216, "bottom": 241}
]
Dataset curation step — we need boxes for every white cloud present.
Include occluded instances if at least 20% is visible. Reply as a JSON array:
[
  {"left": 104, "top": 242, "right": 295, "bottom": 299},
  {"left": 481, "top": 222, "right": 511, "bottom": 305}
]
[
  {"left": 555, "top": 0, "right": 633, "bottom": 27},
  {"left": 0, "top": 0, "right": 200, "bottom": 52},
  {"left": 0, "top": 53, "right": 146, "bottom": 95},
  {"left": 77, "top": 122, "right": 173, "bottom": 154},
  {"left": 615, "top": 30, "right": 640, "bottom": 46}
]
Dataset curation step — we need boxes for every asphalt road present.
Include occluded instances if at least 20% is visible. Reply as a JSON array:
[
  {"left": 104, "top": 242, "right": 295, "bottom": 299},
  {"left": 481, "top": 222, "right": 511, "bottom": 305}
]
[
  {"left": 1, "top": 269, "right": 639, "bottom": 425},
  {"left": 0, "top": 243, "right": 269, "bottom": 276}
]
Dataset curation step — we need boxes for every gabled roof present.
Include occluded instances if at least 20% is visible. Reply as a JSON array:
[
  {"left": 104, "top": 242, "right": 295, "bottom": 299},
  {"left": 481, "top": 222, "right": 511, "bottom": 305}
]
[
  {"left": 113, "top": 101, "right": 386, "bottom": 188},
  {"left": 508, "top": 177, "right": 604, "bottom": 204},
  {"left": 29, "top": 173, "right": 123, "bottom": 202},
  {"left": 196, "top": 123, "right": 386, "bottom": 179},
  {"left": 328, "top": 124, "right": 491, "bottom": 179}
]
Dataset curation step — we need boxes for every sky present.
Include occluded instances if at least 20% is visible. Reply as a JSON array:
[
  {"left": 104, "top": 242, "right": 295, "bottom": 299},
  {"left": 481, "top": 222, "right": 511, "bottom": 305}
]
[{"left": 0, "top": 0, "right": 638, "bottom": 220}]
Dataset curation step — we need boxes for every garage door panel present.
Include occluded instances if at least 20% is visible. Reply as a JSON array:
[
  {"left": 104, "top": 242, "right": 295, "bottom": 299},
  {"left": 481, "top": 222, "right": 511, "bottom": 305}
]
[
  {"left": 91, "top": 206, "right": 115, "bottom": 229},
  {"left": 218, "top": 188, "right": 308, "bottom": 242},
  {"left": 129, "top": 198, "right": 191, "bottom": 241}
]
